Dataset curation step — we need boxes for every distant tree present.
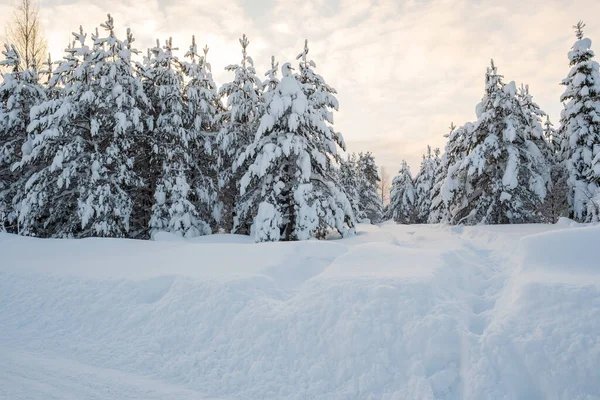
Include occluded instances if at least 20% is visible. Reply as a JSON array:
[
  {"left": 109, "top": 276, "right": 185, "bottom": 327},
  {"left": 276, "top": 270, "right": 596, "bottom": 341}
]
[
  {"left": 413, "top": 146, "right": 437, "bottom": 223},
  {"left": 3, "top": 0, "right": 47, "bottom": 70},
  {"left": 389, "top": 160, "right": 415, "bottom": 224},
  {"left": 379, "top": 166, "right": 390, "bottom": 206},
  {"left": 340, "top": 153, "right": 361, "bottom": 219},
  {"left": 429, "top": 123, "right": 467, "bottom": 223},
  {"left": 541, "top": 116, "right": 569, "bottom": 223},
  {"left": 357, "top": 152, "right": 383, "bottom": 223}
]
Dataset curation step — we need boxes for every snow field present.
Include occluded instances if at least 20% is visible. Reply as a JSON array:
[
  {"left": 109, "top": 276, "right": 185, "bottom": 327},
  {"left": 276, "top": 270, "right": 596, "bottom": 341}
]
[{"left": 1, "top": 222, "right": 599, "bottom": 399}]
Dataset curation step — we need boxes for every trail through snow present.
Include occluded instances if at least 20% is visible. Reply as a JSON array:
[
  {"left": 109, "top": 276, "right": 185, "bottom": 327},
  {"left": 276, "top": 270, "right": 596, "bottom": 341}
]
[{"left": 1, "top": 222, "right": 599, "bottom": 399}]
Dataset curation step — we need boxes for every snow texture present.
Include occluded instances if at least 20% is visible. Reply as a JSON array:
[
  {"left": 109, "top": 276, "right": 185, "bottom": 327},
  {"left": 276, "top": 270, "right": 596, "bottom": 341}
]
[{"left": 1, "top": 221, "right": 599, "bottom": 399}]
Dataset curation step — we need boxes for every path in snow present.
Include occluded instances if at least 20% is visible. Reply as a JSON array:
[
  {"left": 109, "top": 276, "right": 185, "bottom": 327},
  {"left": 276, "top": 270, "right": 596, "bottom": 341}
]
[{"left": 376, "top": 224, "right": 515, "bottom": 398}]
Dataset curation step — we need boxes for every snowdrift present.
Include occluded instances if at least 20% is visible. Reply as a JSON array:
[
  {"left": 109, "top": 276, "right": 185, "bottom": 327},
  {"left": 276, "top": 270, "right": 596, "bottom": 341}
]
[{"left": 1, "top": 222, "right": 598, "bottom": 399}]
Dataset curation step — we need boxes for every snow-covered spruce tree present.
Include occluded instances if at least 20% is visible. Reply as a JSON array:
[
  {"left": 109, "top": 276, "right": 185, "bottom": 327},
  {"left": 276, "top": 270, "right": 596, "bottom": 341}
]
[
  {"left": 0, "top": 44, "right": 46, "bottom": 232},
  {"left": 16, "top": 27, "right": 94, "bottom": 237},
  {"left": 228, "top": 55, "right": 279, "bottom": 236},
  {"left": 181, "top": 38, "right": 220, "bottom": 232},
  {"left": 559, "top": 21, "right": 600, "bottom": 222},
  {"left": 413, "top": 145, "right": 437, "bottom": 223},
  {"left": 389, "top": 160, "right": 415, "bottom": 224},
  {"left": 357, "top": 151, "right": 384, "bottom": 223},
  {"left": 446, "top": 60, "right": 549, "bottom": 225},
  {"left": 145, "top": 38, "right": 210, "bottom": 238},
  {"left": 237, "top": 58, "right": 354, "bottom": 242},
  {"left": 128, "top": 47, "right": 157, "bottom": 237},
  {"left": 76, "top": 17, "right": 148, "bottom": 237},
  {"left": 339, "top": 152, "right": 361, "bottom": 219},
  {"left": 18, "top": 18, "right": 148, "bottom": 238},
  {"left": 216, "top": 34, "right": 263, "bottom": 233},
  {"left": 294, "top": 40, "right": 355, "bottom": 235},
  {"left": 541, "top": 116, "right": 570, "bottom": 222}
]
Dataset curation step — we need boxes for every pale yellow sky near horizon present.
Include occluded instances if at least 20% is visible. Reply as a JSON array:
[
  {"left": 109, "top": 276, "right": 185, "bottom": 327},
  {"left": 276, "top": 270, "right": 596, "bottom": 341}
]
[{"left": 1, "top": 0, "right": 599, "bottom": 180}]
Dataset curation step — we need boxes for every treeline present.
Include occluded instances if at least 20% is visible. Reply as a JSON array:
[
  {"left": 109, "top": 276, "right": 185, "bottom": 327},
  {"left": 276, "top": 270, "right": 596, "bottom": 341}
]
[
  {"left": 0, "top": 15, "right": 356, "bottom": 241},
  {"left": 386, "top": 22, "right": 600, "bottom": 225},
  {"left": 1, "top": 16, "right": 598, "bottom": 243}
]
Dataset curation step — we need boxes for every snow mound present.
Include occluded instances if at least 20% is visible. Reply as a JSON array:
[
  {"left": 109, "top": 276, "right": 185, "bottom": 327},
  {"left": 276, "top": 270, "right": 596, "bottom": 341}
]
[
  {"left": 555, "top": 216, "right": 581, "bottom": 227},
  {"left": 477, "top": 225, "right": 600, "bottom": 399},
  {"left": 520, "top": 225, "right": 600, "bottom": 276},
  {"left": 153, "top": 231, "right": 187, "bottom": 242}
]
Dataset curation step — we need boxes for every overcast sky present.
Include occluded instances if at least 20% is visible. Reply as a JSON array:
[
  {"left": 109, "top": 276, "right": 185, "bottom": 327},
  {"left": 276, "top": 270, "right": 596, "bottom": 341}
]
[{"left": 2, "top": 0, "right": 599, "bottom": 179}]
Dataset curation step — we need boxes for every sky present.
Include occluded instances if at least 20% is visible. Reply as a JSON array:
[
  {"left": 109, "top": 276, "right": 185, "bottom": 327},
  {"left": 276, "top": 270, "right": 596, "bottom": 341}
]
[{"left": 1, "top": 0, "right": 600, "bottom": 180}]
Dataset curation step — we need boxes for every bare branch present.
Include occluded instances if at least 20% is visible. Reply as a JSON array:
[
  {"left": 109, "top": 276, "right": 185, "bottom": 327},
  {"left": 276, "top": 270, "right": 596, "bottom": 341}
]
[{"left": 3, "top": 0, "right": 47, "bottom": 71}]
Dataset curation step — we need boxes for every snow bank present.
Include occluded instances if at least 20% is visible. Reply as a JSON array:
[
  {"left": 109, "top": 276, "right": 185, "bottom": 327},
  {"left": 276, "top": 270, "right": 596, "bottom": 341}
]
[
  {"left": 475, "top": 225, "right": 600, "bottom": 399},
  {"left": 0, "top": 232, "right": 344, "bottom": 283},
  {"left": 520, "top": 224, "right": 600, "bottom": 278},
  {"left": 1, "top": 223, "right": 599, "bottom": 399}
]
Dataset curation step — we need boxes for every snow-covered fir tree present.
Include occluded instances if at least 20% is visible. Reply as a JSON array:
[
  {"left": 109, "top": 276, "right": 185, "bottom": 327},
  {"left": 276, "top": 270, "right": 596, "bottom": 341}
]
[
  {"left": 144, "top": 38, "right": 210, "bottom": 238},
  {"left": 9, "top": 20, "right": 589, "bottom": 238},
  {"left": 216, "top": 34, "right": 263, "bottom": 233},
  {"left": 236, "top": 51, "right": 354, "bottom": 242},
  {"left": 339, "top": 152, "right": 361, "bottom": 219},
  {"left": 413, "top": 146, "right": 438, "bottom": 223},
  {"left": 559, "top": 21, "right": 600, "bottom": 222},
  {"left": 17, "top": 27, "right": 96, "bottom": 237},
  {"left": 0, "top": 44, "right": 46, "bottom": 232},
  {"left": 389, "top": 160, "right": 415, "bottom": 224},
  {"left": 445, "top": 60, "right": 549, "bottom": 225},
  {"left": 356, "top": 151, "right": 383, "bottom": 223},
  {"left": 18, "top": 18, "right": 148, "bottom": 237},
  {"left": 77, "top": 18, "right": 148, "bottom": 237},
  {"left": 181, "top": 38, "right": 220, "bottom": 231}
]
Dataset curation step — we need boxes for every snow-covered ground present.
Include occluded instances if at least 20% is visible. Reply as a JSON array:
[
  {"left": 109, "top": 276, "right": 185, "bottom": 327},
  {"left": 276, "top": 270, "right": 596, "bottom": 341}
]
[{"left": 1, "top": 221, "right": 599, "bottom": 400}]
